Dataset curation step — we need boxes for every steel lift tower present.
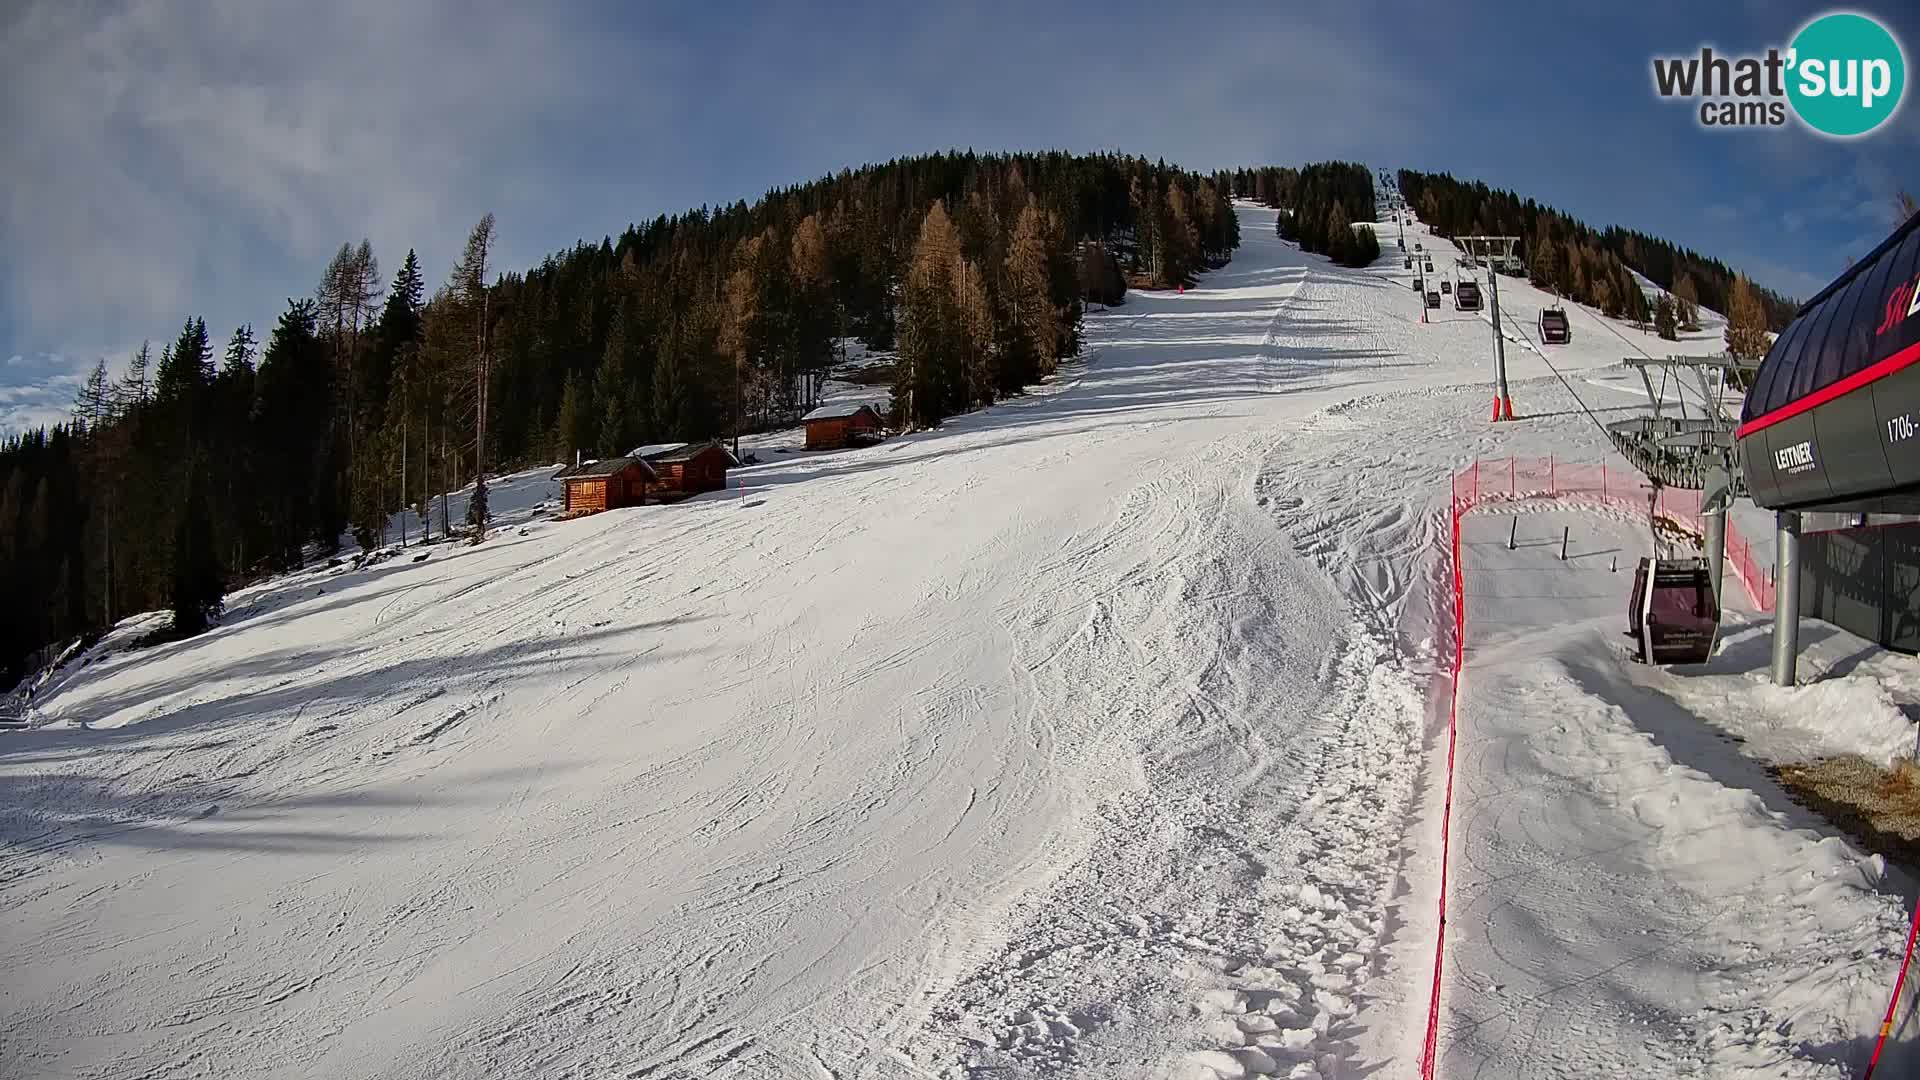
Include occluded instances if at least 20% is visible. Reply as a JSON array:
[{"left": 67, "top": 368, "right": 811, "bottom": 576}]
[{"left": 1456, "top": 235, "right": 1521, "bottom": 421}]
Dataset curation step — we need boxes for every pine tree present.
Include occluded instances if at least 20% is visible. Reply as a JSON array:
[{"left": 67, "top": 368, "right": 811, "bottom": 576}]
[
  {"left": 652, "top": 328, "right": 690, "bottom": 439},
  {"left": 554, "top": 371, "right": 593, "bottom": 462},
  {"left": 452, "top": 214, "right": 496, "bottom": 539},
  {"left": 169, "top": 466, "right": 224, "bottom": 635},
  {"left": 1725, "top": 275, "right": 1771, "bottom": 360},
  {"left": 465, "top": 473, "right": 489, "bottom": 540},
  {"left": 1326, "top": 202, "right": 1354, "bottom": 266},
  {"left": 256, "top": 299, "right": 331, "bottom": 566},
  {"left": 223, "top": 324, "right": 257, "bottom": 375},
  {"left": 593, "top": 328, "right": 629, "bottom": 457}
]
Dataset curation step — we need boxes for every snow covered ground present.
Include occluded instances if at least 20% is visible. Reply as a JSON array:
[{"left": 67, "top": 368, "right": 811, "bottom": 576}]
[
  {"left": 1444, "top": 505, "right": 1919, "bottom": 1078},
  {"left": 2, "top": 204, "right": 1912, "bottom": 1080}
]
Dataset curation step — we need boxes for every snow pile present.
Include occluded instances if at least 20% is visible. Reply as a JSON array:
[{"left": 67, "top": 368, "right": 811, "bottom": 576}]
[{"left": 1653, "top": 632, "right": 1920, "bottom": 768}]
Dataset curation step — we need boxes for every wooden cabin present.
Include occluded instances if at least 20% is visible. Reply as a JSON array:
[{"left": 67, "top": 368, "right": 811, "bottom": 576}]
[
  {"left": 553, "top": 457, "right": 655, "bottom": 515},
  {"left": 637, "top": 442, "right": 738, "bottom": 498},
  {"left": 802, "top": 403, "right": 884, "bottom": 450}
]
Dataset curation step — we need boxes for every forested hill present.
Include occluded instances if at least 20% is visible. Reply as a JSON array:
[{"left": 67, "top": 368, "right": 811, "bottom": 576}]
[
  {"left": 1227, "top": 163, "right": 1383, "bottom": 267},
  {"left": 1, "top": 151, "right": 1244, "bottom": 686},
  {"left": 1397, "top": 170, "right": 1801, "bottom": 330}
]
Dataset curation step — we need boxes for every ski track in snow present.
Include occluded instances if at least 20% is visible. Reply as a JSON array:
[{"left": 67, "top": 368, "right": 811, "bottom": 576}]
[{"left": 1, "top": 205, "right": 1908, "bottom": 1080}]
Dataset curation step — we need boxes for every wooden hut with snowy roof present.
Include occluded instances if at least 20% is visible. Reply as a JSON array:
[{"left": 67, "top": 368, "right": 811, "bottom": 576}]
[
  {"left": 802, "top": 402, "right": 884, "bottom": 450},
  {"left": 635, "top": 442, "right": 738, "bottom": 498},
  {"left": 552, "top": 456, "right": 656, "bottom": 516}
]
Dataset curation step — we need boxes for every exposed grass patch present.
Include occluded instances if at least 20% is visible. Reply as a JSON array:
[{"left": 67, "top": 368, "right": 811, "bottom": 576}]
[{"left": 1773, "top": 755, "right": 1920, "bottom": 872}]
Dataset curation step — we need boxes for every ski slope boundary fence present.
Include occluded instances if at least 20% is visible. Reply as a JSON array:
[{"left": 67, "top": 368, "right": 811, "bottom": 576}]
[
  {"left": 1424, "top": 457, "right": 1915, "bottom": 1080},
  {"left": 1449, "top": 456, "right": 1774, "bottom": 611},
  {"left": 1420, "top": 458, "right": 1769, "bottom": 1078}
]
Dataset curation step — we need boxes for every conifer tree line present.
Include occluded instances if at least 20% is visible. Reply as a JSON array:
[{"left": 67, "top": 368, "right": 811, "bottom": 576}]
[
  {"left": 1, "top": 151, "right": 1243, "bottom": 682},
  {"left": 1228, "top": 163, "right": 1382, "bottom": 267},
  {"left": 1395, "top": 170, "right": 1800, "bottom": 330}
]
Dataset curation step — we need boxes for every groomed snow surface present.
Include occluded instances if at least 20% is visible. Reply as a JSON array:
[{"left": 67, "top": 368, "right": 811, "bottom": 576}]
[{"left": 2, "top": 206, "right": 1915, "bottom": 1079}]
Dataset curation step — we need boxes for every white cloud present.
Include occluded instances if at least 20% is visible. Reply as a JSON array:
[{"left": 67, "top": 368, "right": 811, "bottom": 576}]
[
  {"left": 0, "top": 368, "right": 89, "bottom": 436},
  {"left": 0, "top": 0, "right": 658, "bottom": 368}
]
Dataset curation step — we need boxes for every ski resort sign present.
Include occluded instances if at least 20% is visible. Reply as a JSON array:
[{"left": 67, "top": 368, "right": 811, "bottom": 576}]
[{"left": 1652, "top": 12, "right": 1906, "bottom": 137}]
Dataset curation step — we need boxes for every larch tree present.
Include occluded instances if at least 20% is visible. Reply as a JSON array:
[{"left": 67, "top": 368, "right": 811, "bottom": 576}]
[
  {"left": 75, "top": 359, "right": 114, "bottom": 429},
  {"left": 1005, "top": 201, "right": 1061, "bottom": 389},
  {"left": 1163, "top": 182, "right": 1200, "bottom": 284},
  {"left": 1531, "top": 233, "right": 1559, "bottom": 293},
  {"left": 1725, "top": 275, "right": 1771, "bottom": 361},
  {"left": 789, "top": 214, "right": 835, "bottom": 409},
  {"left": 122, "top": 341, "right": 152, "bottom": 407},
  {"left": 719, "top": 232, "right": 767, "bottom": 448},
  {"left": 896, "top": 201, "right": 966, "bottom": 427},
  {"left": 1672, "top": 273, "right": 1700, "bottom": 330}
]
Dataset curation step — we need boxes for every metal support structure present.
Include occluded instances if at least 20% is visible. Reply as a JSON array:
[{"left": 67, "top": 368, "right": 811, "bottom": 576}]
[
  {"left": 1638, "top": 366, "right": 1662, "bottom": 420},
  {"left": 1489, "top": 268, "right": 1511, "bottom": 420},
  {"left": 1457, "top": 236, "right": 1521, "bottom": 421},
  {"left": 1771, "top": 510, "right": 1802, "bottom": 686},
  {"left": 1704, "top": 507, "right": 1726, "bottom": 605}
]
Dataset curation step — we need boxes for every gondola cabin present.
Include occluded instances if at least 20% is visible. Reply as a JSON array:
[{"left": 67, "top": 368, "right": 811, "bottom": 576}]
[
  {"left": 1441, "top": 280, "right": 1452, "bottom": 295},
  {"left": 1424, "top": 290, "right": 1442, "bottom": 309},
  {"left": 1627, "top": 557, "right": 1719, "bottom": 664},
  {"left": 1738, "top": 209, "right": 1920, "bottom": 514},
  {"left": 1404, "top": 257, "right": 1413, "bottom": 269},
  {"left": 1423, "top": 260, "right": 1435, "bottom": 272},
  {"left": 554, "top": 457, "right": 656, "bottom": 516},
  {"left": 637, "top": 441, "right": 739, "bottom": 499},
  {"left": 1539, "top": 308, "right": 1571, "bottom": 344},
  {"left": 1454, "top": 281, "right": 1483, "bottom": 311},
  {"left": 802, "top": 403, "right": 884, "bottom": 450}
]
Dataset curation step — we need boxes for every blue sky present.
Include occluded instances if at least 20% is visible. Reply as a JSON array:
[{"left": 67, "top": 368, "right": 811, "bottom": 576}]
[{"left": 1, "top": 0, "right": 1916, "bottom": 433}]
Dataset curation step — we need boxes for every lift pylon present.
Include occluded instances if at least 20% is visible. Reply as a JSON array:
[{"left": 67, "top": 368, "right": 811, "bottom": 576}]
[{"left": 1457, "top": 235, "right": 1521, "bottom": 420}]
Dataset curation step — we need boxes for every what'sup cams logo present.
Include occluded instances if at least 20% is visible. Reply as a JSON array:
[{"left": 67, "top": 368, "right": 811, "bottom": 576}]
[{"left": 1652, "top": 11, "right": 1906, "bottom": 137}]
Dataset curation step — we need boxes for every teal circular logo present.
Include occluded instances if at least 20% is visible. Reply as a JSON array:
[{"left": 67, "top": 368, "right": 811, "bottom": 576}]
[{"left": 1787, "top": 13, "right": 1906, "bottom": 137}]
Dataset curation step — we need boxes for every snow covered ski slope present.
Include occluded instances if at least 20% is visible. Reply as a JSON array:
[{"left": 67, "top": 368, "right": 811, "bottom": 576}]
[{"left": 3, "top": 205, "right": 1911, "bottom": 1080}]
